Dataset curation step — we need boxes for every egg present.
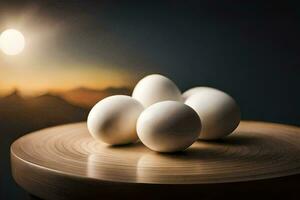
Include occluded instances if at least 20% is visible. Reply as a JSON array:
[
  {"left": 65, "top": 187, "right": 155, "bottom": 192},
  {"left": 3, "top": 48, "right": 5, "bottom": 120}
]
[
  {"left": 137, "top": 101, "right": 201, "bottom": 153},
  {"left": 184, "top": 87, "right": 240, "bottom": 140},
  {"left": 132, "top": 74, "right": 182, "bottom": 107},
  {"left": 87, "top": 95, "right": 144, "bottom": 145}
]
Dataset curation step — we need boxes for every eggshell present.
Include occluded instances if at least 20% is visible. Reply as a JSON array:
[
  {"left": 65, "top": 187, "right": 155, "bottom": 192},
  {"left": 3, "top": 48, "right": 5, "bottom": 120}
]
[
  {"left": 87, "top": 95, "right": 144, "bottom": 145},
  {"left": 132, "top": 74, "right": 182, "bottom": 107},
  {"left": 184, "top": 87, "right": 240, "bottom": 140},
  {"left": 137, "top": 101, "right": 201, "bottom": 153},
  {"left": 182, "top": 86, "right": 220, "bottom": 101}
]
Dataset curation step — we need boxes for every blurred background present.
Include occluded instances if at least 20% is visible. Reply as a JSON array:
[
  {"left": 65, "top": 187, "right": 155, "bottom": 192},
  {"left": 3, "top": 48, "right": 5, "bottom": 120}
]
[{"left": 1, "top": 1, "right": 300, "bottom": 199}]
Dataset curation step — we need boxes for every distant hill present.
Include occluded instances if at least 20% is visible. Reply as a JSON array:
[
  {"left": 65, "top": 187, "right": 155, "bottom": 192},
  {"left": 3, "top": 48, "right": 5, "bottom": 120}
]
[
  {"left": 57, "top": 87, "right": 132, "bottom": 108},
  {"left": 0, "top": 90, "right": 89, "bottom": 142}
]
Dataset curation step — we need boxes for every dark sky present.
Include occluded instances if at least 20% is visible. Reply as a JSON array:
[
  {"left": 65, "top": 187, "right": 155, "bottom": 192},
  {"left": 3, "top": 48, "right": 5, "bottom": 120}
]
[{"left": 0, "top": 0, "right": 300, "bottom": 125}]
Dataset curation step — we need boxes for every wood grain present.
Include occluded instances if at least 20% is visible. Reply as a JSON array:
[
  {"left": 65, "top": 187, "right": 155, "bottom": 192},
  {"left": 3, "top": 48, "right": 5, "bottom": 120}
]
[{"left": 11, "top": 121, "right": 300, "bottom": 199}]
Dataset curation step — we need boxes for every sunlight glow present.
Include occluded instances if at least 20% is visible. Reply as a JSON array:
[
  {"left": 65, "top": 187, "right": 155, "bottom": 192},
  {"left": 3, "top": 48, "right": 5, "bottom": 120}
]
[{"left": 0, "top": 29, "right": 25, "bottom": 55}]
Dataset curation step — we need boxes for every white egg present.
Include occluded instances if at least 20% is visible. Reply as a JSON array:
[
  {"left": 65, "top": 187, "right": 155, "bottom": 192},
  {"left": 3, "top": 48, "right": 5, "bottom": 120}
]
[
  {"left": 184, "top": 87, "right": 240, "bottom": 140},
  {"left": 87, "top": 95, "right": 144, "bottom": 145},
  {"left": 137, "top": 101, "right": 201, "bottom": 153},
  {"left": 132, "top": 74, "right": 182, "bottom": 107}
]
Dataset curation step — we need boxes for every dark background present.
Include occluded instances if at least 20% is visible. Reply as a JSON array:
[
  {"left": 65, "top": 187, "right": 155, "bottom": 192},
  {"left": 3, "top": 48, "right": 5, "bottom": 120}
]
[
  {"left": 1, "top": 0, "right": 300, "bottom": 125},
  {"left": 1, "top": 1, "right": 300, "bottom": 199}
]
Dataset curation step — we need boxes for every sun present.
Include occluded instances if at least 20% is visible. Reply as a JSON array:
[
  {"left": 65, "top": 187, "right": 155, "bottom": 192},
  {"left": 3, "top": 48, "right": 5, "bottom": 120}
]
[{"left": 0, "top": 29, "right": 25, "bottom": 55}]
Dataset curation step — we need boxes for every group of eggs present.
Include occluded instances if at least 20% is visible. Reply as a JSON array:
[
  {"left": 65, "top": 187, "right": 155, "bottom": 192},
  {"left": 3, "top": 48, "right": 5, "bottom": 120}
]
[{"left": 87, "top": 74, "right": 241, "bottom": 153}]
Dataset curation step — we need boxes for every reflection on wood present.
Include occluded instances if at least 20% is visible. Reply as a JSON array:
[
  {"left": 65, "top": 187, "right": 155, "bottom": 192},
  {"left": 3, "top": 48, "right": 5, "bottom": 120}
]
[{"left": 11, "top": 121, "right": 300, "bottom": 199}]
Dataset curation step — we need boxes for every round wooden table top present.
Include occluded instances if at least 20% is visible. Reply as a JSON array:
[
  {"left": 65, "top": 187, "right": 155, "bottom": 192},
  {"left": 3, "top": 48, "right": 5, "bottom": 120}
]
[{"left": 11, "top": 121, "right": 300, "bottom": 200}]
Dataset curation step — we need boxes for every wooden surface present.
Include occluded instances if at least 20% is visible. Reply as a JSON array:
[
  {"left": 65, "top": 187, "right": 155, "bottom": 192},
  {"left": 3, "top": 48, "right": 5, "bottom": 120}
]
[{"left": 11, "top": 121, "right": 300, "bottom": 199}]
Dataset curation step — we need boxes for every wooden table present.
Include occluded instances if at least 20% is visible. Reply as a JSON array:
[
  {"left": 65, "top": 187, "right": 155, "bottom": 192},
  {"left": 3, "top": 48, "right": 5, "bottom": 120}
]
[{"left": 11, "top": 121, "right": 300, "bottom": 200}]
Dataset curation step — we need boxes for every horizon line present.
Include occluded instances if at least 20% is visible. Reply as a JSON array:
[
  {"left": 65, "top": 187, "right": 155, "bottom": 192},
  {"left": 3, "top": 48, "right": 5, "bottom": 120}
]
[{"left": 0, "top": 85, "right": 133, "bottom": 97}]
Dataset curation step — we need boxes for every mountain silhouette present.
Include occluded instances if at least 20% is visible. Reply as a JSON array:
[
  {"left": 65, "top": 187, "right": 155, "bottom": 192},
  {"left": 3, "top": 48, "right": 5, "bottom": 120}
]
[
  {"left": 0, "top": 92, "right": 88, "bottom": 134},
  {"left": 58, "top": 86, "right": 132, "bottom": 107}
]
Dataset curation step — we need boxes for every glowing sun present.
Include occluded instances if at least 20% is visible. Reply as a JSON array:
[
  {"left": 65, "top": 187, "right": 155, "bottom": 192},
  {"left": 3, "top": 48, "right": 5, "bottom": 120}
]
[{"left": 0, "top": 29, "right": 25, "bottom": 55}]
